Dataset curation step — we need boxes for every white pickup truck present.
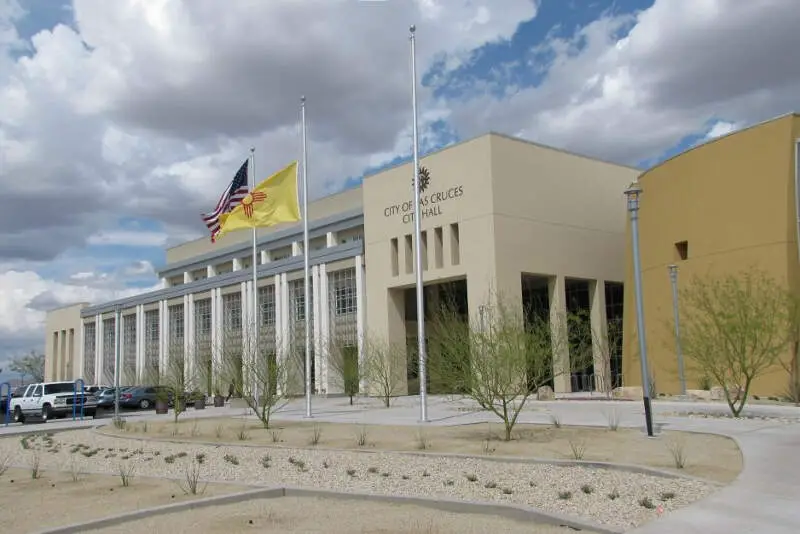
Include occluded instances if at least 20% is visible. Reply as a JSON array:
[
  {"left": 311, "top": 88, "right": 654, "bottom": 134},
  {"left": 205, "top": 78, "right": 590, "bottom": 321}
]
[{"left": 9, "top": 381, "right": 98, "bottom": 423}]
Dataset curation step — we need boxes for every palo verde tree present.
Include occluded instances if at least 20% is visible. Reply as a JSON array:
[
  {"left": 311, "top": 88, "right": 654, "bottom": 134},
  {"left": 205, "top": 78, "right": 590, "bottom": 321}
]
[
  {"left": 325, "top": 333, "right": 361, "bottom": 405},
  {"left": 218, "top": 324, "right": 288, "bottom": 429},
  {"left": 679, "top": 268, "right": 793, "bottom": 416},
  {"left": 428, "top": 298, "right": 583, "bottom": 441},
  {"left": 361, "top": 336, "right": 406, "bottom": 408},
  {"left": 160, "top": 337, "right": 199, "bottom": 424}
]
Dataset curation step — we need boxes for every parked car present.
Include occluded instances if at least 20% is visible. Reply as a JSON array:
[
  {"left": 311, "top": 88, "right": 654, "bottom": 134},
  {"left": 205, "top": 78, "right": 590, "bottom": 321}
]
[
  {"left": 118, "top": 386, "right": 173, "bottom": 410},
  {"left": 10, "top": 381, "right": 98, "bottom": 423},
  {"left": 96, "top": 387, "right": 133, "bottom": 408},
  {"left": 84, "top": 385, "right": 108, "bottom": 396}
]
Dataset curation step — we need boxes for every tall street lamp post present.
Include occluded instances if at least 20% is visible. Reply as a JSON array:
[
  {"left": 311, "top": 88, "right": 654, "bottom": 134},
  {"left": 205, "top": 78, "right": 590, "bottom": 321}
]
[
  {"left": 668, "top": 264, "right": 687, "bottom": 396},
  {"left": 624, "top": 181, "right": 655, "bottom": 437}
]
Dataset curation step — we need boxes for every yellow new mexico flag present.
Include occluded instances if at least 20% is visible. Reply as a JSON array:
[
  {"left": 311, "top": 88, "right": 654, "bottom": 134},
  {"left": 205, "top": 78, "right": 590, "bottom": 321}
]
[{"left": 216, "top": 161, "right": 301, "bottom": 239}]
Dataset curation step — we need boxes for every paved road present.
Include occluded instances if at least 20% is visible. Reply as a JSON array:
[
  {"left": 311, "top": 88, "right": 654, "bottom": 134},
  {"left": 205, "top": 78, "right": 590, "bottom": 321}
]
[{"left": 2, "top": 395, "right": 798, "bottom": 533}]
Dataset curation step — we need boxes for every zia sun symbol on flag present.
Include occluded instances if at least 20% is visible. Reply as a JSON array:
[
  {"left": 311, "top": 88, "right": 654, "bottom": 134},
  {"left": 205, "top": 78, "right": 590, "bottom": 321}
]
[{"left": 242, "top": 191, "right": 267, "bottom": 218}]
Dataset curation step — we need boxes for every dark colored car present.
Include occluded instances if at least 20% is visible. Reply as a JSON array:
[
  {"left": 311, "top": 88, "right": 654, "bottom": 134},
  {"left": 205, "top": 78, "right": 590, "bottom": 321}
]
[
  {"left": 118, "top": 386, "right": 173, "bottom": 410},
  {"left": 2, "top": 386, "right": 27, "bottom": 419},
  {"left": 96, "top": 387, "right": 134, "bottom": 408}
]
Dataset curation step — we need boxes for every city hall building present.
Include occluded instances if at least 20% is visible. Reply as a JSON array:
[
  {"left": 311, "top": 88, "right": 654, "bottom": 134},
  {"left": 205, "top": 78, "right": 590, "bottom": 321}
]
[{"left": 44, "top": 133, "right": 638, "bottom": 396}]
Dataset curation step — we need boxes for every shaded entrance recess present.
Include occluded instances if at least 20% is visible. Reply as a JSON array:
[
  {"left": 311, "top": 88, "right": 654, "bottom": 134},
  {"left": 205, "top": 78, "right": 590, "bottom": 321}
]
[
  {"left": 521, "top": 275, "right": 554, "bottom": 391},
  {"left": 605, "top": 282, "right": 624, "bottom": 389},
  {"left": 565, "top": 279, "right": 594, "bottom": 392},
  {"left": 405, "top": 279, "right": 468, "bottom": 395}
]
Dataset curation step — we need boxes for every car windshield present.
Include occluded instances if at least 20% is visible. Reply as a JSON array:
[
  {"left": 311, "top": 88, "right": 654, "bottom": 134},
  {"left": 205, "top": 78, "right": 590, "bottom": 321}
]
[{"left": 44, "top": 383, "right": 77, "bottom": 395}]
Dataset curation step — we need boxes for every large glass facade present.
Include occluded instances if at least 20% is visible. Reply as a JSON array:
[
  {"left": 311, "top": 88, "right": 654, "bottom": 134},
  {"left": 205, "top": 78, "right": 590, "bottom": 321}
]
[
  {"left": 195, "top": 298, "right": 212, "bottom": 394},
  {"left": 144, "top": 310, "right": 159, "bottom": 381},
  {"left": 102, "top": 318, "right": 115, "bottom": 385},
  {"left": 123, "top": 314, "right": 136, "bottom": 384},
  {"left": 83, "top": 322, "right": 96, "bottom": 384}
]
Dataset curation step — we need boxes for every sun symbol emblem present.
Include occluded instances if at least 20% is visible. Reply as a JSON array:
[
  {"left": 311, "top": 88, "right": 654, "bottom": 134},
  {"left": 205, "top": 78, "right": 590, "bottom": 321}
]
[
  {"left": 241, "top": 191, "right": 267, "bottom": 218},
  {"left": 413, "top": 166, "right": 431, "bottom": 193}
]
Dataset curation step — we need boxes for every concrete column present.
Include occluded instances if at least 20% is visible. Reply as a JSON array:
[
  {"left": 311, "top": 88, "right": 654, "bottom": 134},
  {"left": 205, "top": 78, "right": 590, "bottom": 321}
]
[
  {"left": 549, "top": 275, "right": 571, "bottom": 394},
  {"left": 274, "top": 274, "right": 284, "bottom": 365},
  {"left": 159, "top": 300, "right": 169, "bottom": 375},
  {"left": 95, "top": 314, "right": 103, "bottom": 385},
  {"left": 590, "top": 279, "right": 610, "bottom": 393},
  {"left": 118, "top": 319, "right": 125, "bottom": 385},
  {"left": 68, "top": 329, "right": 75, "bottom": 380},
  {"left": 184, "top": 294, "right": 195, "bottom": 386},
  {"left": 318, "top": 264, "right": 330, "bottom": 394},
  {"left": 312, "top": 265, "right": 322, "bottom": 394},
  {"left": 48, "top": 331, "right": 57, "bottom": 381},
  {"left": 233, "top": 258, "right": 243, "bottom": 271},
  {"left": 211, "top": 288, "right": 223, "bottom": 385},
  {"left": 210, "top": 290, "right": 218, "bottom": 371},
  {"left": 135, "top": 305, "right": 144, "bottom": 382},
  {"left": 161, "top": 277, "right": 170, "bottom": 289},
  {"left": 355, "top": 254, "right": 367, "bottom": 393},
  {"left": 261, "top": 250, "right": 271, "bottom": 264},
  {"left": 326, "top": 231, "right": 338, "bottom": 248},
  {"left": 274, "top": 273, "right": 290, "bottom": 395},
  {"left": 184, "top": 272, "right": 193, "bottom": 284},
  {"left": 292, "top": 241, "right": 302, "bottom": 256},
  {"left": 207, "top": 265, "right": 216, "bottom": 278}
]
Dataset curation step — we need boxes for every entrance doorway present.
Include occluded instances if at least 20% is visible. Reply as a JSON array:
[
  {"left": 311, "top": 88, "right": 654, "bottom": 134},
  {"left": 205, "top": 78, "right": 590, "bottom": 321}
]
[
  {"left": 565, "top": 279, "right": 594, "bottom": 392},
  {"left": 604, "top": 282, "right": 624, "bottom": 389},
  {"left": 521, "top": 275, "right": 554, "bottom": 391},
  {"left": 404, "top": 279, "right": 468, "bottom": 395}
]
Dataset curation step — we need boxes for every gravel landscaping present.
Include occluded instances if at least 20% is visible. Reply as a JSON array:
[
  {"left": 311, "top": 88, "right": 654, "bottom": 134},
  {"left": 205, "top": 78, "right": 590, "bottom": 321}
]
[{"left": 0, "top": 428, "right": 717, "bottom": 531}]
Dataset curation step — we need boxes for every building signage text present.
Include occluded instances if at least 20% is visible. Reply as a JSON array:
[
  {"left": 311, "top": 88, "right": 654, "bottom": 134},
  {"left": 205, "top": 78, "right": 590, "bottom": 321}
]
[{"left": 382, "top": 166, "right": 464, "bottom": 223}]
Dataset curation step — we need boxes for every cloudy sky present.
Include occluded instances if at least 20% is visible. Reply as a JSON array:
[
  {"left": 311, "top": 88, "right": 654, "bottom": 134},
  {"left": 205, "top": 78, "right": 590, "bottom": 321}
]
[{"left": 0, "top": 0, "right": 799, "bottom": 370}]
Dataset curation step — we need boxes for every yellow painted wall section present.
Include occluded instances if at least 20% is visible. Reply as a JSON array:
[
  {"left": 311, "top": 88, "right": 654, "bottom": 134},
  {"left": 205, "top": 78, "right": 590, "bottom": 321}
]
[{"left": 623, "top": 114, "right": 800, "bottom": 396}]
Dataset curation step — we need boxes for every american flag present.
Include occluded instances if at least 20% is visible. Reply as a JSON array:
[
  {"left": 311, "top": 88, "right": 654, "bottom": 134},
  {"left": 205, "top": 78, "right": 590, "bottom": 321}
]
[{"left": 202, "top": 159, "right": 250, "bottom": 242}]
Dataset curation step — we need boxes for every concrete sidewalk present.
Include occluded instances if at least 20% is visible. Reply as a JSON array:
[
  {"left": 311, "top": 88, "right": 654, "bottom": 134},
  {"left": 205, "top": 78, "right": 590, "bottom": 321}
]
[{"left": 627, "top": 421, "right": 800, "bottom": 534}]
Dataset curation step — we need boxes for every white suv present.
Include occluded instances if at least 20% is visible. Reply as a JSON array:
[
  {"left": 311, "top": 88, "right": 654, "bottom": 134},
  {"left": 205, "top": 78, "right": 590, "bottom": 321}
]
[{"left": 9, "top": 381, "right": 98, "bottom": 423}]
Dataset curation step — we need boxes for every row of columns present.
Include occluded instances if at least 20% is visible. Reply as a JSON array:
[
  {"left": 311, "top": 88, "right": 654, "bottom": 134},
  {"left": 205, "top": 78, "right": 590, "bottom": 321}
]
[
  {"left": 48, "top": 328, "right": 74, "bottom": 381},
  {"left": 80, "top": 253, "right": 367, "bottom": 396},
  {"left": 548, "top": 275, "right": 610, "bottom": 394}
]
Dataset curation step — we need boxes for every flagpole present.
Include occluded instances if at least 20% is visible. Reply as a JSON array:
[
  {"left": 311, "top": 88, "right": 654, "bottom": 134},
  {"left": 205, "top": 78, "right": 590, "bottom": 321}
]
[
  {"left": 410, "top": 24, "right": 428, "bottom": 423},
  {"left": 250, "top": 147, "right": 259, "bottom": 410},
  {"left": 301, "top": 95, "right": 312, "bottom": 419}
]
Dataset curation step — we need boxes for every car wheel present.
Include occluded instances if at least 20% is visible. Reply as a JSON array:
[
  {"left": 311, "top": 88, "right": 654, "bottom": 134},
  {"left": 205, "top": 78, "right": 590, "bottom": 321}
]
[
  {"left": 13, "top": 406, "right": 25, "bottom": 424},
  {"left": 41, "top": 404, "right": 51, "bottom": 422},
  {"left": 139, "top": 399, "right": 151, "bottom": 410}
]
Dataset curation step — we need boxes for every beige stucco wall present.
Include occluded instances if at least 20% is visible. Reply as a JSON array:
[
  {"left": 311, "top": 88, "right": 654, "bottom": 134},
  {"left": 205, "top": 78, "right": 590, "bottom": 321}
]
[
  {"left": 489, "top": 135, "right": 639, "bottom": 304},
  {"left": 44, "top": 302, "right": 87, "bottom": 382},
  {"left": 166, "top": 186, "right": 363, "bottom": 266},
  {"left": 622, "top": 114, "right": 800, "bottom": 396},
  {"left": 363, "top": 133, "right": 639, "bottom": 393}
]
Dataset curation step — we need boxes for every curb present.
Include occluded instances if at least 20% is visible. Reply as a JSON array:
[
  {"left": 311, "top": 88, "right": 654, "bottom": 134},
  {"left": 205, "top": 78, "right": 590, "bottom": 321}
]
[
  {"left": 33, "top": 485, "right": 621, "bottom": 534},
  {"left": 0, "top": 421, "right": 97, "bottom": 438},
  {"left": 93, "top": 425, "right": 719, "bottom": 485}
]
